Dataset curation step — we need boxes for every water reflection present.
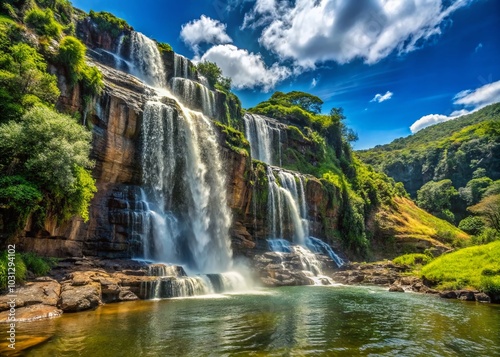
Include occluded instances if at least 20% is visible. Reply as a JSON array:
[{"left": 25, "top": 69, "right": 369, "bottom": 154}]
[{"left": 16, "top": 286, "right": 500, "bottom": 356}]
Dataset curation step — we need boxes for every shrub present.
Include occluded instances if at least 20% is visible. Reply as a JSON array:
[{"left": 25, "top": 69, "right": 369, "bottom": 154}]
[
  {"left": 57, "top": 35, "right": 86, "bottom": 83},
  {"left": 89, "top": 10, "right": 131, "bottom": 38},
  {"left": 393, "top": 253, "right": 432, "bottom": 266},
  {"left": 0, "top": 251, "right": 27, "bottom": 289},
  {"left": 21, "top": 252, "right": 56, "bottom": 276},
  {"left": 25, "top": 8, "right": 62, "bottom": 38},
  {"left": 80, "top": 64, "right": 104, "bottom": 97},
  {"left": 458, "top": 216, "right": 484, "bottom": 236},
  {"left": 157, "top": 42, "right": 172, "bottom": 53}
]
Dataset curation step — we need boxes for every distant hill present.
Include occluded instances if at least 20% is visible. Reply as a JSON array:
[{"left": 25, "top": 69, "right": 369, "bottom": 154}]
[{"left": 358, "top": 102, "right": 500, "bottom": 225}]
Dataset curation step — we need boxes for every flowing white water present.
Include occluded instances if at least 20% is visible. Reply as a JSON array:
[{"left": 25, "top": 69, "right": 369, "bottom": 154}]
[
  {"left": 170, "top": 77, "right": 216, "bottom": 118},
  {"left": 129, "top": 31, "right": 167, "bottom": 88},
  {"left": 123, "top": 30, "right": 234, "bottom": 273},
  {"left": 267, "top": 239, "right": 335, "bottom": 285},
  {"left": 243, "top": 114, "right": 283, "bottom": 165},
  {"left": 173, "top": 53, "right": 190, "bottom": 79},
  {"left": 267, "top": 167, "right": 307, "bottom": 245}
]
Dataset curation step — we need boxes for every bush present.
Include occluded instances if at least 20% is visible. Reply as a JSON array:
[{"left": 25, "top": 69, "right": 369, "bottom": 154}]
[
  {"left": 57, "top": 35, "right": 86, "bottom": 83},
  {"left": 80, "top": 64, "right": 104, "bottom": 97},
  {"left": 89, "top": 10, "right": 131, "bottom": 38},
  {"left": 157, "top": 42, "right": 172, "bottom": 53},
  {"left": 21, "top": 252, "right": 56, "bottom": 276},
  {"left": 24, "top": 8, "right": 62, "bottom": 38},
  {"left": 458, "top": 216, "right": 484, "bottom": 235},
  {"left": 0, "top": 251, "right": 27, "bottom": 289},
  {"left": 393, "top": 253, "right": 432, "bottom": 267}
]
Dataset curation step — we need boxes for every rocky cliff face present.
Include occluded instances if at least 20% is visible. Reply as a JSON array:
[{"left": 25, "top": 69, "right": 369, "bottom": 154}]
[{"left": 17, "top": 37, "right": 343, "bottom": 260}]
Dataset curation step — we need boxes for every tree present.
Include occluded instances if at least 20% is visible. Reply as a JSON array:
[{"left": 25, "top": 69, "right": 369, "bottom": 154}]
[
  {"left": 417, "top": 179, "right": 458, "bottom": 223},
  {"left": 270, "top": 91, "right": 323, "bottom": 114},
  {"left": 0, "top": 105, "right": 96, "bottom": 226},
  {"left": 196, "top": 61, "right": 221, "bottom": 88},
  {"left": 459, "top": 177, "right": 493, "bottom": 206},
  {"left": 469, "top": 194, "right": 500, "bottom": 232}
]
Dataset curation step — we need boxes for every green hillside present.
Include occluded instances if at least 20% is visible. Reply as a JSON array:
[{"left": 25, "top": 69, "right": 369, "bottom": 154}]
[{"left": 358, "top": 103, "right": 500, "bottom": 237}]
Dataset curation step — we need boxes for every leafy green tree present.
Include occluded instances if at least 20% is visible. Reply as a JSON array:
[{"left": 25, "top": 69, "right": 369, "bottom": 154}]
[
  {"left": 469, "top": 194, "right": 500, "bottom": 232},
  {"left": 459, "top": 177, "right": 493, "bottom": 206},
  {"left": 0, "top": 105, "right": 96, "bottom": 227},
  {"left": 196, "top": 61, "right": 221, "bottom": 88},
  {"left": 417, "top": 179, "right": 458, "bottom": 223},
  {"left": 270, "top": 91, "right": 323, "bottom": 114},
  {"left": 458, "top": 216, "right": 485, "bottom": 235},
  {"left": 483, "top": 180, "right": 500, "bottom": 198}
]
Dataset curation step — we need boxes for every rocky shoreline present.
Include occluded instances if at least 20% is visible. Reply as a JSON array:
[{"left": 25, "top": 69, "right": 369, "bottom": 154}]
[
  {"left": 1, "top": 258, "right": 497, "bottom": 323},
  {"left": 332, "top": 262, "right": 497, "bottom": 303}
]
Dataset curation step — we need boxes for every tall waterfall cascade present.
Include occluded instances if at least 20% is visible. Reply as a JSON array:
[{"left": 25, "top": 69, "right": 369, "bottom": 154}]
[
  {"left": 243, "top": 108, "right": 344, "bottom": 283},
  {"left": 107, "top": 31, "right": 247, "bottom": 297},
  {"left": 244, "top": 114, "right": 284, "bottom": 166}
]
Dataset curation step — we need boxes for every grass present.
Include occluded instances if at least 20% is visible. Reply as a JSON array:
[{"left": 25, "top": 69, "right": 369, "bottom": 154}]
[
  {"left": 421, "top": 240, "right": 500, "bottom": 294},
  {"left": 377, "top": 197, "right": 469, "bottom": 247},
  {"left": 393, "top": 253, "right": 432, "bottom": 267},
  {"left": 0, "top": 14, "right": 17, "bottom": 25}
]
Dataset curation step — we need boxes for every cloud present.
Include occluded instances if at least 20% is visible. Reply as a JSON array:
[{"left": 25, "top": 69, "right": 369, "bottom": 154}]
[
  {"left": 201, "top": 44, "right": 290, "bottom": 91},
  {"left": 410, "top": 80, "right": 500, "bottom": 133},
  {"left": 370, "top": 90, "right": 393, "bottom": 103},
  {"left": 474, "top": 43, "right": 483, "bottom": 53},
  {"left": 310, "top": 78, "right": 318, "bottom": 88},
  {"left": 243, "top": 0, "right": 473, "bottom": 68},
  {"left": 180, "top": 15, "right": 232, "bottom": 54},
  {"left": 453, "top": 80, "right": 500, "bottom": 107}
]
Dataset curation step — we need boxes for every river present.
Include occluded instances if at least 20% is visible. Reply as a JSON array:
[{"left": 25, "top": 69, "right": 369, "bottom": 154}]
[{"left": 12, "top": 285, "right": 500, "bottom": 356}]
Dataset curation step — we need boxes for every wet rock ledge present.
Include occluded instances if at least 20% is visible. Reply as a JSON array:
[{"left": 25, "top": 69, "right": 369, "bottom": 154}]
[
  {"left": 0, "top": 257, "right": 169, "bottom": 323},
  {"left": 333, "top": 261, "right": 498, "bottom": 304}
]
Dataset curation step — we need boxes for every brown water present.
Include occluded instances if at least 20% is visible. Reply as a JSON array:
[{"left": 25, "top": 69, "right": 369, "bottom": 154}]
[{"left": 5, "top": 285, "right": 500, "bottom": 356}]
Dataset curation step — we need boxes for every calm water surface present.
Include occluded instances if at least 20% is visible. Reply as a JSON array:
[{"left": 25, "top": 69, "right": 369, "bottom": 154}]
[{"left": 8, "top": 286, "right": 500, "bottom": 356}]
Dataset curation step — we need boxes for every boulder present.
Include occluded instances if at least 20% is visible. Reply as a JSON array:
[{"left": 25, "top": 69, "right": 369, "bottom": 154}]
[
  {"left": 0, "top": 304, "right": 62, "bottom": 323},
  {"left": 0, "top": 280, "right": 60, "bottom": 311},
  {"left": 58, "top": 282, "right": 102, "bottom": 312},
  {"left": 389, "top": 285, "right": 404, "bottom": 292},
  {"left": 474, "top": 292, "right": 491, "bottom": 303},
  {"left": 439, "top": 291, "right": 458, "bottom": 299}
]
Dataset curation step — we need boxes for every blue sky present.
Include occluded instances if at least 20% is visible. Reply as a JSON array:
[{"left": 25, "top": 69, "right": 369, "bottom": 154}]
[{"left": 73, "top": 0, "right": 500, "bottom": 149}]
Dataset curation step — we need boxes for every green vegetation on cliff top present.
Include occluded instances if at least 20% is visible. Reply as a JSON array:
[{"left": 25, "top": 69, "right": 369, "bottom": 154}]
[{"left": 0, "top": 0, "right": 98, "bottom": 239}]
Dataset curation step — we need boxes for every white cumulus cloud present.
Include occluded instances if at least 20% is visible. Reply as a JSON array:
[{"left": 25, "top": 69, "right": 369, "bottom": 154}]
[
  {"left": 410, "top": 80, "right": 500, "bottom": 133},
  {"left": 201, "top": 44, "right": 291, "bottom": 91},
  {"left": 243, "top": 0, "right": 473, "bottom": 69},
  {"left": 180, "top": 15, "right": 232, "bottom": 54},
  {"left": 370, "top": 90, "right": 393, "bottom": 103}
]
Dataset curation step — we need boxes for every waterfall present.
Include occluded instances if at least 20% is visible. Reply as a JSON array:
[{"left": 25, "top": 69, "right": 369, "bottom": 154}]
[
  {"left": 140, "top": 264, "right": 247, "bottom": 299},
  {"left": 267, "top": 239, "right": 335, "bottom": 285},
  {"left": 170, "top": 77, "right": 216, "bottom": 118},
  {"left": 141, "top": 98, "right": 233, "bottom": 273},
  {"left": 267, "top": 167, "right": 307, "bottom": 245},
  {"left": 129, "top": 31, "right": 167, "bottom": 88},
  {"left": 243, "top": 114, "right": 283, "bottom": 165},
  {"left": 173, "top": 53, "right": 190, "bottom": 79},
  {"left": 306, "top": 237, "right": 344, "bottom": 268},
  {"left": 119, "top": 30, "right": 234, "bottom": 273}
]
